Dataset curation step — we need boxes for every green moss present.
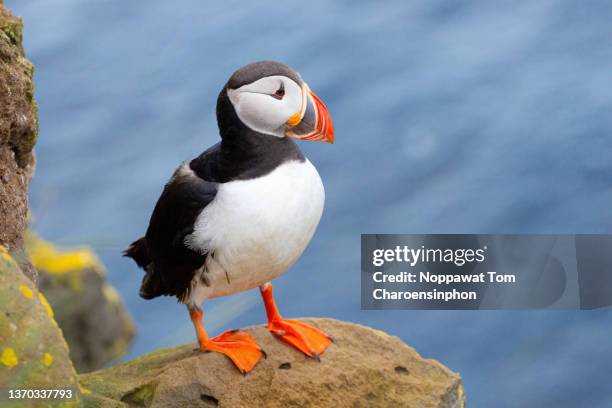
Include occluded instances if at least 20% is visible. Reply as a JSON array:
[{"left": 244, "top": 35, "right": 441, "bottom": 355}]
[
  {"left": 119, "top": 382, "right": 157, "bottom": 407},
  {"left": 0, "top": 13, "right": 23, "bottom": 54},
  {"left": 80, "top": 345, "right": 194, "bottom": 402}
]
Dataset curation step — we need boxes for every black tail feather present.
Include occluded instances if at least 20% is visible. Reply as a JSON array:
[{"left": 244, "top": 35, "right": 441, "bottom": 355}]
[
  {"left": 123, "top": 237, "right": 151, "bottom": 269},
  {"left": 124, "top": 237, "right": 165, "bottom": 299}
]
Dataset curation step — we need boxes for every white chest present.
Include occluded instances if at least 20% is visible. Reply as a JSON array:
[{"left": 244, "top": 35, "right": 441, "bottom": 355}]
[{"left": 185, "top": 159, "right": 324, "bottom": 301}]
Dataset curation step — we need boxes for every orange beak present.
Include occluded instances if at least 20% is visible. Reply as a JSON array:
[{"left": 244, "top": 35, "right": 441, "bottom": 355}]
[{"left": 285, "top": 83, "right": 334, "bottom": 144}]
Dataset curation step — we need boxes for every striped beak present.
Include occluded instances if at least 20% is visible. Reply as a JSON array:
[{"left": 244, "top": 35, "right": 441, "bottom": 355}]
[{"left": 285, "top": 83, "right": 334, "bottom": 143}]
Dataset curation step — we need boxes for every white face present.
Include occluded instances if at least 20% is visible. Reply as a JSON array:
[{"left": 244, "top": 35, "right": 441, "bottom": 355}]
[{"left": 227, "top": 75, "right": 303, "bottom": 137}]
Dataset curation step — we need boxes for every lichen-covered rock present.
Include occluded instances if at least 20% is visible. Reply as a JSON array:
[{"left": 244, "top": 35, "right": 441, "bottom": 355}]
[
  {"left": 0, "top": 245, "right": 80, "bottom": 407},
  {"left": 26, "top": 231, "right": 136, "bottom": 373},
  {"left": 0, "top": 0, "right": 38, "bottom": 283},
  {"left": 80, "top": 319, "right": 465, "bottom": 408}
]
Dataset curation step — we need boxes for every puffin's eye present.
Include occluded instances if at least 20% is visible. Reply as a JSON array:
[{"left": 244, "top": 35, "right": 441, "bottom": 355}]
[{"left": 271, "top": 83, "right": 285, "bottom": 100}]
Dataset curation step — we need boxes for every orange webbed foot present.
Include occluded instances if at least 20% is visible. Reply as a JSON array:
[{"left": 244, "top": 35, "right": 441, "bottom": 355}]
[
  {"left": 199, "top": 329, "right": 265, "bottom": 374},
  {"left": 260, "top": 283, "right": 332, "bottom": 360},
  {"left": 189, "top": 306, "right": 264, "bottom": 374},
  {"left": 268, "top": 318, "right": 332, "bottom": 360}
]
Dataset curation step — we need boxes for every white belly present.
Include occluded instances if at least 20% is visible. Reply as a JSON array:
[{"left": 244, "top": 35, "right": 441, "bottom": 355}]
[{"left": 185, "top": 159, "right": 324, "bottom": 304}]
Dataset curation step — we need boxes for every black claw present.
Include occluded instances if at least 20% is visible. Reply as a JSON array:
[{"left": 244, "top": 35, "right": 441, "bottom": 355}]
[
  {"left": 261, "top": 349, "right": 268, "bottom": 359},
  {"left": 311, "top": 351, "right": 321, "bottom": 362},
  {"left": 228, "top": 328, "right": 240, "bottom": 333}
]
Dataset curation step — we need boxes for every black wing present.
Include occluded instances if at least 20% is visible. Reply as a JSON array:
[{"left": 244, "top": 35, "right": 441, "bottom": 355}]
[{"left": 124, "top": 163, "right": 217, "bottom": 300}]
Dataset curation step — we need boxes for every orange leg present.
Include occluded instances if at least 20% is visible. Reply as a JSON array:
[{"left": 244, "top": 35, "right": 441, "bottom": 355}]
[
  {"left": 260, "top": 282, "right": 332, "bottom": 361},
  {"left": 189, "top": 306, "right": 264, "bottom": 374}
]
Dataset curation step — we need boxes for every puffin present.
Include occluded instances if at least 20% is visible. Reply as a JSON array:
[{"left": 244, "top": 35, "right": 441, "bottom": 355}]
[{"left": 124, "top": 61, "right": 334, "bottom": 373}]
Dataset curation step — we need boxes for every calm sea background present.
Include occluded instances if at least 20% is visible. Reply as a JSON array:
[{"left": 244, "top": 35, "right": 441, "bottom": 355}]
[{"left": 10, "top": 0, "right": 612, "bottom": 406}]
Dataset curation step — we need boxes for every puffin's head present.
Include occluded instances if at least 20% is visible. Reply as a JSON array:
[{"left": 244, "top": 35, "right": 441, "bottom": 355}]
[{"left": 222, "top": 61, "right": 334, "bottom": 143}]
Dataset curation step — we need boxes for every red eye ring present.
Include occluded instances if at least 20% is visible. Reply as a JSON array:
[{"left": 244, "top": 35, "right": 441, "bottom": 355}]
[{"left": 271, "top": 84, "right": 285, "bottom": 100}]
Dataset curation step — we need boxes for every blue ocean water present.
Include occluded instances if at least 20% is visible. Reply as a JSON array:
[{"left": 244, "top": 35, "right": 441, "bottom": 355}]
[{"left": 9, "top": 0, "right": 612, "bottom": 406}]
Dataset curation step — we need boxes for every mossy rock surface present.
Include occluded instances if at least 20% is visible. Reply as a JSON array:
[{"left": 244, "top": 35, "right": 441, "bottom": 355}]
[
  {"left": 26, "top": 232, "right": 136, "bottom": 373},
  {"left": 0, "top": 246, "right": 80, "bottom": 407},
  {"left": 80, "top": 319, "right": 465, "bottom": 408},
  {"left": 0, "top": 1, "right": 38, "bottom": 282},
  {"left": 0, "top": 1, "right": 37, "bottom": 160}
]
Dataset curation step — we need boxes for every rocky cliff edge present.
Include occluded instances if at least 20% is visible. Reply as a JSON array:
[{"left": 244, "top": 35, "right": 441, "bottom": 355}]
[{"left": 80, "top": 318, "right": 465, "bottom": 408}]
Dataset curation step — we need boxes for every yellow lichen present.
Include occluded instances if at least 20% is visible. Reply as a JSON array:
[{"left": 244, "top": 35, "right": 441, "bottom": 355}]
[
  {"left": 56, "top": 402, "right": 80, "bottom": 408},
  {"left": 1, "top": 347, "right": 18, "bottom": 368},
  {"left": 0, "top": 245, "right": 10, "bottom": 260},
  {"left": 458, "top": 383, "right": 465, "bottom": 408},
  {"left": 42, "top": 352, "right": 54, "bottom": 367},
  {"left": 25, "top": 231, "right": 102, "bottom": 275},
  {"left": 79, "top": 385, "right": 92, "bottom": 395},
  {"left": 372, "top": 328, "right": 391, "bottom": 338},
  {"left": 0, "top": 245, "right": 17, "bottom": 267},
  {"left": 19, "top": 284, "right": 34, "bottom": 299},
  {"left": 38, "top": 291, "right": 54, "bottom": 318}
]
